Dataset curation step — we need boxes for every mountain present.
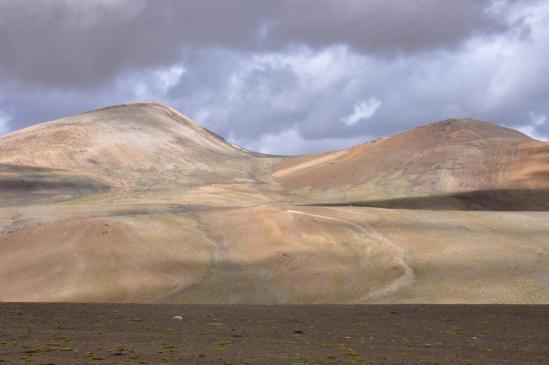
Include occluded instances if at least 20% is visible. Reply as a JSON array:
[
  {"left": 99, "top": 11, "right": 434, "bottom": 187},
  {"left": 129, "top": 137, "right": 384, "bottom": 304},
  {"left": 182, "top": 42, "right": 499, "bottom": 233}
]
[
  {"left": 1, "top": 103, "right": 548, "bottom": 304},
  {"left": 0, "top": 103, "right": 251, "bottom": 169},
  {"left": 0, "top": 103, "right": 280, "bottom": 207},
  {"left": 274, "top": 118, "right": 549, "bottom": 206}
]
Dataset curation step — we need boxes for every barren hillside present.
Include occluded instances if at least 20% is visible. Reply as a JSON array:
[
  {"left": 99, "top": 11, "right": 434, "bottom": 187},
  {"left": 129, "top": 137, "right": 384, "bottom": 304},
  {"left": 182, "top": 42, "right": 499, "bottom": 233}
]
[
  {"left": 1, "top": 104, "right": 548, "bottom": 303},
  {"left": 274, "top": 119, "right": 549, "bottom": 206}
]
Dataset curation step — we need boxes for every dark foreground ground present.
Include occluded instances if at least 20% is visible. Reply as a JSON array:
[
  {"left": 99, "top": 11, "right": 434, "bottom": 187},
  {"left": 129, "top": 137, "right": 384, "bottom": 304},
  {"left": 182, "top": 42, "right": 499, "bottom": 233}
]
[{"left": 0, "top": 304, "right": 547, "bottom": 365}]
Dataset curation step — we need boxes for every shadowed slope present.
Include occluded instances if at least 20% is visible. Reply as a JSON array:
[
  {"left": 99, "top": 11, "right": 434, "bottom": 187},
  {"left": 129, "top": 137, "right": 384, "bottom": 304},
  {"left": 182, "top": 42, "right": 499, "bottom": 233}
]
[
  {"left": 310, "top": 189, "right": 549, "bottom": 211},
  {"left": 0, "top": 163, "right": 110, "bottom": 207},
  {"left": 0, "top": 103, "right": 251, "bottom": 169}
]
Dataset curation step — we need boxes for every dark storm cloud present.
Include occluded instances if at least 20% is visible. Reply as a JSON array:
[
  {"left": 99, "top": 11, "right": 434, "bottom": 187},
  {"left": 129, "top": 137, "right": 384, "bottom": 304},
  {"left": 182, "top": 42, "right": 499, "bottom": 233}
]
[
  {"left": 268, "top": 0, "right": 503, "bottom": 53},
  {"left": 0, "top": 0, "right": 268, "bottom": 87},
  {"left": 0, "top": 0, "right": 501, "bottom": 88}
]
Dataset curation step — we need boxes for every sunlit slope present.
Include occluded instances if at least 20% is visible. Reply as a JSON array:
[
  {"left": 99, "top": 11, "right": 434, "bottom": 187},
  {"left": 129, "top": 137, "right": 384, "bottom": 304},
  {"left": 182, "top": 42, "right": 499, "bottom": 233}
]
[
  {"left": 0, "top": 103, "right": 252, "bottom": 169},
  {"left": 274, "top": 119, "right": 549, "bottom": 204},
  {"left": 0, "top": 103, "right": 273, "bottom": 191},
  {"left": 0, "top": 103, "right": 280, "bottom": 206}
]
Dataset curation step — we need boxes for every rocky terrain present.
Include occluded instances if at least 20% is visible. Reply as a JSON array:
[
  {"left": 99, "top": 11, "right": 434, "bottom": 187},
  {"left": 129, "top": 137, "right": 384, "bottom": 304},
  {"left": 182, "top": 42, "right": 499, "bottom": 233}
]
[{"left": 1, "top": 103, "right": 548, "bottom": 303}]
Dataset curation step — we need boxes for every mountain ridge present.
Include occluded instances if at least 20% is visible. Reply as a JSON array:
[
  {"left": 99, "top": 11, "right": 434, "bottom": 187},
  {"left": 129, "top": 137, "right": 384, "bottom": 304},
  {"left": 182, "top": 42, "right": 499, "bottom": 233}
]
[
  {"left": 0, "top": 103, "right": 535, "bottom": 160},
  {"left": 0, "top": 103, "right": 548, "bottom": 304}
]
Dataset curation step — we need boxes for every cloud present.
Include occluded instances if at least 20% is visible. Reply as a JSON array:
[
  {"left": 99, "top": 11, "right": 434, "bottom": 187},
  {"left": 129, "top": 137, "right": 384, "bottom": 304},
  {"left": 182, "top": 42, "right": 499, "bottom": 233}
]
[
  {"left": 1, "top": 0, "right": 549, "bottom": 154},
  {"left": 0, "top": 109, "right": 11, "bottom": 135},
  {"left": 0, "top": 0, "right": 502, "bottom": 88},
  {"left": 342, "top": 98, "right": 383, "bottom": 126},
  {"left": 271, "top": 0, "right": 504, "bottom": 53},
  {"left": 170, "top": 2, "right": 549, "bottom": 149},
  {"left": 168, "top": 46, "right": 366, "bottom": 143},
  {"left": 119, "top": 64, "right": 186, "bottom": 101},
  {"left": 518, "top": 112, "right": 548, "bottom": 140},
  {"left": 241, "top": 127, "right": 370, "bottom": 156}
]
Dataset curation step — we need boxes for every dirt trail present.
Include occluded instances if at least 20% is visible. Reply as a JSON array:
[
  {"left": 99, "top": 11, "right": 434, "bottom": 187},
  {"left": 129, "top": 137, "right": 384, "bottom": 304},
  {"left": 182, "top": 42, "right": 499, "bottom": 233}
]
[{"left": 286, "top": 209, "right": 415, "bottom": 301}]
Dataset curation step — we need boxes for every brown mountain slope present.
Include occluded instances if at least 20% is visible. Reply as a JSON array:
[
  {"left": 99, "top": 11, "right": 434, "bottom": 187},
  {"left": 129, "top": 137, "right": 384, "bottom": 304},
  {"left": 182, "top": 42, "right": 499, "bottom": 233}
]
[
  {"left": 0, "top": 103, "right": 250, "bottom": 169},
  {"left": 0, "top": 104, "right": 548, "bottom": 304},
  {"left": 0, "top": 103, "right": 281, "bottom": 206},
  {"left": 0, "top": 103, "right": 276, "bottom": 188},
  {"left": 274, "top": 118, "right": 549, "bottom": 204}
]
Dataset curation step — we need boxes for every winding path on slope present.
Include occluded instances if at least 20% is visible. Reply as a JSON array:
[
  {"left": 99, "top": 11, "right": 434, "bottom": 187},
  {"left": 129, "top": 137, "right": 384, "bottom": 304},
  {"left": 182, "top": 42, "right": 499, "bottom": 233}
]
[{"left": 286, "top": 209, "right": 415, "bottom": 302}]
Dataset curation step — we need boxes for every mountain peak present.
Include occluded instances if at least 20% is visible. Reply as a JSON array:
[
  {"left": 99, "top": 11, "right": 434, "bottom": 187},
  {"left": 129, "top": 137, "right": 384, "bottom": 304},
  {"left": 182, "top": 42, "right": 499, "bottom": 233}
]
[
  {"left": 0, "top": 103, "right": 253, "bottom": 172},
  {"left": 405, "top": 118, "right": 532, "bottom": 144}
]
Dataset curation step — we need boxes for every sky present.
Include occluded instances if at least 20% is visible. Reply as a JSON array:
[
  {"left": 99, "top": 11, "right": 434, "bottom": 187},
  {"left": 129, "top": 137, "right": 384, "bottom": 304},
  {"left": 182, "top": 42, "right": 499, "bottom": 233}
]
[{"left": 0, "top": 0, "right": 548, "bottom": 155}]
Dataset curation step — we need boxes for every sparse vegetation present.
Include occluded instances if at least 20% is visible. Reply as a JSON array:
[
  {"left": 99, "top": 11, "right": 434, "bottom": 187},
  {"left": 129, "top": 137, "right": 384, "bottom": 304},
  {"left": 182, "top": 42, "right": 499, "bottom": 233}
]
[{"left": 0, "top": 303, "right": 544, "bottom": 364}]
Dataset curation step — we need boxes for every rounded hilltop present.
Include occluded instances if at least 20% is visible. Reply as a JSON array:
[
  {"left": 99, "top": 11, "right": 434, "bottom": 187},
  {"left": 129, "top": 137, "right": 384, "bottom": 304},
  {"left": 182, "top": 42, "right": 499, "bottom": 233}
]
[
  {"left": 402, "top": 117, "right": 532, "bottom": 144},
  {"left": 0, "top": 102, "right": 254, "bottom": 171},
  {"left": 273, "top": 117, "right": 547, "bottom": 201}
]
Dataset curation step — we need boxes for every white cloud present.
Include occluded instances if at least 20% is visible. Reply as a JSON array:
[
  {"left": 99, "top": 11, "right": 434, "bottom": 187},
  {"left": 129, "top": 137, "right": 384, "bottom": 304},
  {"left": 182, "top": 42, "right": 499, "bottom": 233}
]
[
  {"left": 240, "top": 127, "right": 369, "bottom": 155},
  {"left": 0, "top": 109, "right": 11, "bottom": 135},
  {"left": 258, "top": 46, "right": 354, "bottom": 91},
  {"left": 155, "top": 65, "right": 186, "bottom": 95},
  {"left": 341, "top": 98, "right": 382, "bottom": 126},
  {"left": 119, "top": 64, "right": 186, "bottom": 101},
  {"left": 531, "top": 112, "right": 547, "bottom": 126},
  {"left": 517, "top": 125, "right": 546, "bottom": 140},
  {"left": 518, "top": 112, "right": 547, "bottom": 140}
]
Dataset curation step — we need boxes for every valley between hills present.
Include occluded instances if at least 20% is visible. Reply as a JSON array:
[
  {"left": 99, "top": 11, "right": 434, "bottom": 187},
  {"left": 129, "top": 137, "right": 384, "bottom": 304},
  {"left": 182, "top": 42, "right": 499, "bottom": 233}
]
[{"left": 1, "top": 103, "right": 548, "bottom": 304}]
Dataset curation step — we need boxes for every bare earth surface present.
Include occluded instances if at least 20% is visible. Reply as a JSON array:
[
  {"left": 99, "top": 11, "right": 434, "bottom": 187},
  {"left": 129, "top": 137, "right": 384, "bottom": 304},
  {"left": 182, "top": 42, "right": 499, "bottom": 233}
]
[
  {"left": 1, "top": 103, "right": 549, "bottom": 304},
  {"left": 0, "top": 303, "right": 547, "bottom": 365}
]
